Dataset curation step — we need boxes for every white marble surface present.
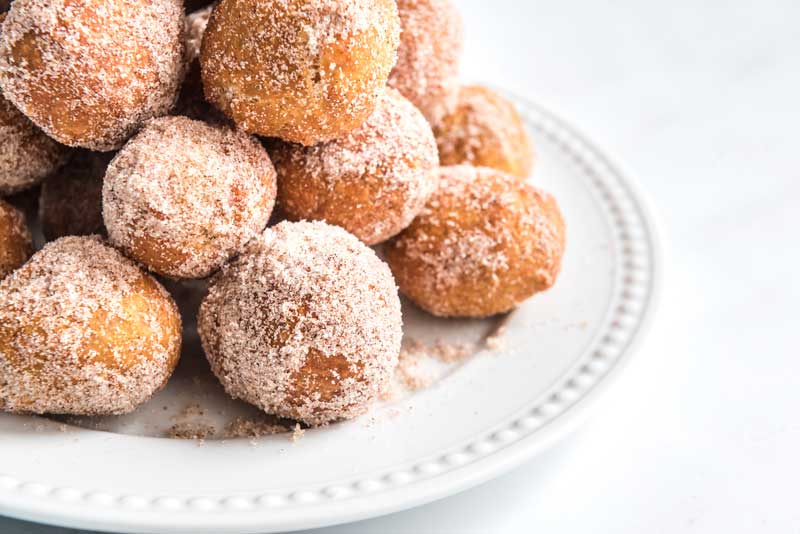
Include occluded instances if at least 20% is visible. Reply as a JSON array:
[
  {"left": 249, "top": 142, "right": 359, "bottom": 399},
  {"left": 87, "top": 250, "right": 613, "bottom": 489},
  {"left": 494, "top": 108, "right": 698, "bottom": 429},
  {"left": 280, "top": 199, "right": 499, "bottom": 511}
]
[{"left": 3, "top": 0, "right": 799, "bottom": 532}]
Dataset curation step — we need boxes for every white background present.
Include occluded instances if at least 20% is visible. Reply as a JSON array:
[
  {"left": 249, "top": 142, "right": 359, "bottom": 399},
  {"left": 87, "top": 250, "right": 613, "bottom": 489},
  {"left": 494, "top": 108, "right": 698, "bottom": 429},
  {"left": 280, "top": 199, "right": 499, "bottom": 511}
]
[{"left": 3, "top": 0, "right": 799, "bottom": 532}]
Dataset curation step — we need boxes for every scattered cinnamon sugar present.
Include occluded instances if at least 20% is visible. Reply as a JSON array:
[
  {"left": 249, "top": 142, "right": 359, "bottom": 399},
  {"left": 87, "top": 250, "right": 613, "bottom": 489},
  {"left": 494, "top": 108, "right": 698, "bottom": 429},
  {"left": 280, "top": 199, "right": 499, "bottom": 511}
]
[
  {"left": 173, "top": 403, "right": 206, "bottom": 420},
  {"left": 223, "top": 417, "right": 290, "bottom": 439},
  {"left": 484, "top": 314, "right": 512, "bottom": 352},
  {"left": 291, "top": 423, "right": 305, "bottom": 442},
  {"left": 430, "top": 340, "right": 474, "bottom": 363},
  {"left": 391, "top": 325, "right": 511, "bottom": 394},
  {"left": 396, "top": 343, "right": 433, "bottom": 391},
  {"left": 167, "top": 422, "right": 216, "bottom": 440},
  {"left": 394, "top": 337, "right": 476, "bottom": 392}
]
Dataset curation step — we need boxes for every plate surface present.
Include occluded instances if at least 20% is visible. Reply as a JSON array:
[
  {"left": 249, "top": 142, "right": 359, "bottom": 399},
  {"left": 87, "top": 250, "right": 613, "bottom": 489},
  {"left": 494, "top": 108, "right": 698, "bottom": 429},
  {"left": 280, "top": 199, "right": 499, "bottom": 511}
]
[{"left": 0, "top": 93, "right": 661, "bottom": 534}]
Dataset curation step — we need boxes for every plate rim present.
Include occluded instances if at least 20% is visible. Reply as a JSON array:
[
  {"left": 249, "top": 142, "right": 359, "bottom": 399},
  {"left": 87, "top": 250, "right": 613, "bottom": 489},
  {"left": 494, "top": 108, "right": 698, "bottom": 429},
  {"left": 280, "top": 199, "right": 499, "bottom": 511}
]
[{"left": 0, "top": 92, "right": 664, "bottom": 534}]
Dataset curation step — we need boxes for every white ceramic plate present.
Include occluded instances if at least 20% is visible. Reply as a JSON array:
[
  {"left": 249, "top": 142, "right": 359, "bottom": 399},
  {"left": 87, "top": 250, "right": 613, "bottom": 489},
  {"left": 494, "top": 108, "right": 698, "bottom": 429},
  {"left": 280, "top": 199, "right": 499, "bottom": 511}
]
[{"left": 0, "top": 92, "right": 661, "bottom": 534}]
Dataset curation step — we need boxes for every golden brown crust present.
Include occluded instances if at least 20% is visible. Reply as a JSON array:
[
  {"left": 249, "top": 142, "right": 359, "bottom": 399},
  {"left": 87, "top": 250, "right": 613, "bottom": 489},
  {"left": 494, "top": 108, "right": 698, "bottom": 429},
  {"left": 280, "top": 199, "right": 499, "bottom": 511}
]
[
  {"left": 270, "top": 88, "right": 439, "bottom": 245},
  {"left": 0, "top": 236, "right": 182, "bottom": 415},
  {"left": 38, "top": 150, "right": 111, "bottom": 242},
  {"left": 201, "top": 0, "right": 400, "bottom": 145},
  {"left": 0, "top": 0, "right": 185, "bottom": 151},
  {"left": 0, "top": 199, "right": 32, "bottom": 280},
  {"left": 435, "top": 85, "right": 534, "bottom": 179},
  {"left": 0, "top": 92, "right": 68, "bottom": 195},
  {"left": 384, "top": 166, "right": 566, "bottom": 318}
]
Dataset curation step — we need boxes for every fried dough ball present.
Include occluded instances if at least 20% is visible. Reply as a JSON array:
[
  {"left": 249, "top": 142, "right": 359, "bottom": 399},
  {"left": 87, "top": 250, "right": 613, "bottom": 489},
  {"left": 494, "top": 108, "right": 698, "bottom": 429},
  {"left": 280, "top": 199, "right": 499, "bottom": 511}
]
[
  {"left": 385, "top": 166, "right": 566, "bottom": 318},
  {"left": 388, "top": 0, "right": 463, "bottom": 126},
  {"left": 0, "top": 93, "right": 67, "bottom": 195},
  {"left": 103, "top": 116, "right": 276, "bottom": 279},
  {"left": 0, "top": 0, "right": 185, "bottom": 151},
  {"left": 0, "top": 199, "right": 32, "bottom": 279},
  {"left": 201, "top": 0, "right": 400, "bottom": 145},
  {"left": 198, "top": 221, "right": 402, "bottom": 426},
  {"left": 0, "top": 236, "right": 182, "bottom": 415},
  {"left": 435, "top": 85, "right": 534, "bottom": 179},
  {"left": 269, "top": 88, "right": 439, "bottom": 245},
  {"left": 39, "top": 150, "right": 111, "bottom": 241}
]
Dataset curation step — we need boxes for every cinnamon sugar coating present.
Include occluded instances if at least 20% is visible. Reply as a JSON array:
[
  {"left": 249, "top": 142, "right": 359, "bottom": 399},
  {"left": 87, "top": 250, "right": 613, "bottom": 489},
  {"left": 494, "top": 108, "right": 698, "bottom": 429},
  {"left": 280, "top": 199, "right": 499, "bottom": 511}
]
[
  {"left": 0, "top": 236, "right": 182, "bottom": 415},
  {"left": 103, "top": 116, "right": 277, "bottom": 280},
  {"left": 39, "top": 150, "right": 111, "bottom": 241},
  {"left": 201, "top": 0, "right": 400, "bottom": 145},
  {"left": 0, "top": 199, "right": 32, "bottom": 279},
  {"left": 198, "top": 221, "right": 402, "bottom": 426},
  {"left": 435, "top": 85, "right": 534, "bottom": 179},
  {"left": 384, "top": 166, "right": 566, "bottom": 318},
  {"left": 0, "top": 0, "right": 185, "bottom": 151},
  {"left": 0, "top": 93, "right": 68, "bottom": 195},
  {"left": 269, "top": 88, "right": 439, "bottom": 245},
  {"left": 388, "top": 0, "right": 463, "bottom": 126}
]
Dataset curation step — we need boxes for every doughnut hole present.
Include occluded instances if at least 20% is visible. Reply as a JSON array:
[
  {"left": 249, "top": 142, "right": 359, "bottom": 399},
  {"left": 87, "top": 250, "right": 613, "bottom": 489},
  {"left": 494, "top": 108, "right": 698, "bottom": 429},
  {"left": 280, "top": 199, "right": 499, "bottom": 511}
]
[
  {"left": 201, "top": 0, "right": 400, "bottom": 145},
  {"left": 435, "top": 85, "right": 534, "bottom": 179},
  {"left": 0, "top": 0, "right": 184, "bottom": 150},
  {"left": 0, "top": 236, "right": 182, "bottom": 415},
  {"left": 384, "top": 166, "right": 566, "bottom": 318},
  {"left": 0, "top": 93, "right": 68, "bottom": 195},
  {"left": 388, "top": 0, "right": 463, "bottom": 125},
  {"left": 270, "top": 88, "right": 439, "bottom": 245}
]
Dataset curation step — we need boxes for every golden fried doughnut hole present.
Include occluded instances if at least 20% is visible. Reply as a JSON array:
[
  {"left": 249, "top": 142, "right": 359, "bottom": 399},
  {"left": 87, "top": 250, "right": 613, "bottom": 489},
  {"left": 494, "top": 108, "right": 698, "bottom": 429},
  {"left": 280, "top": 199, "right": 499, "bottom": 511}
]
[
  {"left": 435, "top": 85, "right": 535, "bottom": 179},
  {"left": 0, "top": 93, "right": 67, "bottom": 195},
  {"left": 0, "top": 236, "right": 182, "bottom": 415},
  {"left": 388, "top": 0, "right": 463, "bottom": 125},
  {"left": 198, "top": 221, "right": 402, "bottom": 426},
  {"left": 103, "top": 116, "right": 277, "bottom": 279},
  {"left": 385, "top": 166, "right": 566, "bottom": 318},
  {"left": 201, "top": 0, "right": 400, "bottom": 145},
  {"left": 269, "top": 88, "right": 439, "bottom": 245},
  {"left": 0, "top": 199, "right": 31, "bottom": 279},
  {"left": 0, "top": 0, "right": 185, "bottom": 151},
  {"left": 38, "top": 150, "right": 111, "bottom": 242}
]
